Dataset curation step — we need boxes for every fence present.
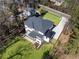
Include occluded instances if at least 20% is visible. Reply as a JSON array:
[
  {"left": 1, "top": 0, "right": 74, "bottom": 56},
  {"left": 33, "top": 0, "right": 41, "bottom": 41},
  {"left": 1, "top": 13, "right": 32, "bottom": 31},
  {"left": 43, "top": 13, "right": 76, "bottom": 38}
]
[{"left": 39, "top": 4, "right": 71, "bottom": 18}]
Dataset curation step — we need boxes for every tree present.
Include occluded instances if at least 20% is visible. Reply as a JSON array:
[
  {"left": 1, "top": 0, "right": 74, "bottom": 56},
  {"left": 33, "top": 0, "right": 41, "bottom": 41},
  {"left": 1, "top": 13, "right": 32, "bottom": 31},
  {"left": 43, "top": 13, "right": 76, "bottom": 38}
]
[{"left": 49, "top": 0, "right": 79, "bottom": 58}]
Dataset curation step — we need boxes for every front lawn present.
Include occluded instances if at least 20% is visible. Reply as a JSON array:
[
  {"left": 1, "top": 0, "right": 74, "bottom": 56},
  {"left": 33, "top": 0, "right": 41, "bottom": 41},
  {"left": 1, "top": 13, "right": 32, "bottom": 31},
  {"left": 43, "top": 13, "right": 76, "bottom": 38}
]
[
  {"left": 2, "top": 37, "right": 53, "bottom": 59},
  {"left": 43, "top": 12, "right": 61, "bottom": 25}
]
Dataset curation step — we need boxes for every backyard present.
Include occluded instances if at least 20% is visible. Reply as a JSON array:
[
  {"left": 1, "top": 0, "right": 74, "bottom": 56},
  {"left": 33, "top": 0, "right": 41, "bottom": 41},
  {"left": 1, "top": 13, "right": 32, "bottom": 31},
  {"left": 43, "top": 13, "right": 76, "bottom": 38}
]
[
  {"left": 43, "top": 12, "right": 61, "bottom": 25},
  {"left": 38, "top": 7, "right": 61, "bottom": 25},
  {"left": 1, "top": 36, "right": 55, "bottom": 59}
]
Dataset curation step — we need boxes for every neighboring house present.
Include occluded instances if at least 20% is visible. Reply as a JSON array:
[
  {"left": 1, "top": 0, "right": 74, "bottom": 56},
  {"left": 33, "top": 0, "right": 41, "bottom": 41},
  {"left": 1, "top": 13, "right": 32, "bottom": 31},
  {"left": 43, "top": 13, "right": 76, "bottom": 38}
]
[
  {"left": 1, "top": 0, "right": 24, "bottom": 4},
  {"left": 17, "top": 5, "right": 36, "bottom": 20},
  {"left": 50, "top": 0, "right": 64, "bottom": 6}
]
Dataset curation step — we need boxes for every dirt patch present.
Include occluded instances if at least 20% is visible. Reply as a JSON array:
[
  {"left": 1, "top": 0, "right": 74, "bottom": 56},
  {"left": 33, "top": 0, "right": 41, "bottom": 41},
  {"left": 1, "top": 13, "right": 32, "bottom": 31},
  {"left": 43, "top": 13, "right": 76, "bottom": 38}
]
[
  {"left": 59, "top": 32, "right": 70, "bottom": 44},
  {"left": 52, "top": 24, "right": 77, "bottom": 59},
  {"left": 58, "top": 23, "right": 72, "bottom": 44},
  {"left": 59, "top": 54, "right": 79, "bottom": 59},
  {"left": 50, "top": 24, "right": 79, "bottom": 59}
]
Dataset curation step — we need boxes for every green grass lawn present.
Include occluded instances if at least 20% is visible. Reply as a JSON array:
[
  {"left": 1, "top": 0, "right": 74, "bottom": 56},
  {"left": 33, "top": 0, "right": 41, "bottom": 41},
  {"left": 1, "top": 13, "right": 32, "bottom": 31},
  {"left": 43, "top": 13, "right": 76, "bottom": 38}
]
[
  {"left": 37, "top": 7, "right": 61, "bottom": 25},
  {"left": 43, "top": 12, "right": 61, "bottom": 25},
  {"left": 2, "top": 37, "right": 53, "bottom": 59}
]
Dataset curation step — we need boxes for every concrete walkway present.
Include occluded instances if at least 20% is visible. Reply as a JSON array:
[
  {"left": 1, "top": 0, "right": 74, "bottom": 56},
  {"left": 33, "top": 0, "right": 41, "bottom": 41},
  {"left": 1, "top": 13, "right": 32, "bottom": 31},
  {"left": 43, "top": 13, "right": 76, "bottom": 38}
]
[{"left": 53, "top": 17, "right": 68, "bottom": 39}]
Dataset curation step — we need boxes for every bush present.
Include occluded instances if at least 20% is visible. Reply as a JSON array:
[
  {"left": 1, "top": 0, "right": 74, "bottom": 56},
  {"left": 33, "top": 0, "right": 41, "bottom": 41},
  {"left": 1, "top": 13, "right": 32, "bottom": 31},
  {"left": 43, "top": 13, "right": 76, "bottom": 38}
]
[{"left": 38, "top": 7, "right": 47, "bottom": 15}]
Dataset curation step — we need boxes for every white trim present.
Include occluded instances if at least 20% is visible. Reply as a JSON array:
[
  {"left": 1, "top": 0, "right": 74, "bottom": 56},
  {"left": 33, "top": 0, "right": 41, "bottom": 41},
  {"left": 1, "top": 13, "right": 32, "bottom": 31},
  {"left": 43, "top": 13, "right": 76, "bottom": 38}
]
[
  {"left": 38, "top": 31, "right": 44, "bottom": 35},
  {"left": 43, "top": 36, "right": 49, "bottom": 42},
  {"left": 24, "top": 25, "right": 34, "bottom": 31}
]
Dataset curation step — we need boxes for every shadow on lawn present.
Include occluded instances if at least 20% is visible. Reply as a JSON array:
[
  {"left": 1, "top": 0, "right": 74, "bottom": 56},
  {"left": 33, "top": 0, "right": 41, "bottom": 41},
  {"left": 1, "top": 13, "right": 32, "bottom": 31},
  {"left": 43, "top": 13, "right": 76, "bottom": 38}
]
[{"left": 42, "top": 50, "right": 53, "bottom": 59}]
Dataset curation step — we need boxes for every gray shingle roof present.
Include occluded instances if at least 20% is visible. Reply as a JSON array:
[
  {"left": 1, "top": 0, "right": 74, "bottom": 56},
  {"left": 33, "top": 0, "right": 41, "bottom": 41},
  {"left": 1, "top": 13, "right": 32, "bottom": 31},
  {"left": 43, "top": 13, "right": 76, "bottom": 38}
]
[
  {"left": 28, "top": 31, "right": 43, "bottom": 39},
  {"left": 24, "top": 16, "right": 53, "bottom": 33}
]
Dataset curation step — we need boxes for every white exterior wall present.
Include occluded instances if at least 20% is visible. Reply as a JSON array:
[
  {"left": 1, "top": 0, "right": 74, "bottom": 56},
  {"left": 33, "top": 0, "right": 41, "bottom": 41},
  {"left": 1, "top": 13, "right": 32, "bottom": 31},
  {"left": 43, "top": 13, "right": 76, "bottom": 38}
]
[
  {"left": 50, "top": 0, "right": 64, "bottom": 6},
  {"left": 52, "top": 17, "right": 68, "bottom": 39},
  {"left": 54, "top": 1, "right": 63, "bottom": 6}
]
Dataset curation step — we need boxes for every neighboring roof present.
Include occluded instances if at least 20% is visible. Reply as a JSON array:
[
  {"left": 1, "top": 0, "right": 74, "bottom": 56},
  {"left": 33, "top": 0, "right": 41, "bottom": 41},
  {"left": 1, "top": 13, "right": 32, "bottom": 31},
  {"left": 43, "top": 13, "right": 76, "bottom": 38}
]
[
  {"left": 50, "top": 0, "right": 64, "bottom": 2},
  {"left": 24, "top": 16, "right": 53, "bottom": 33}
]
